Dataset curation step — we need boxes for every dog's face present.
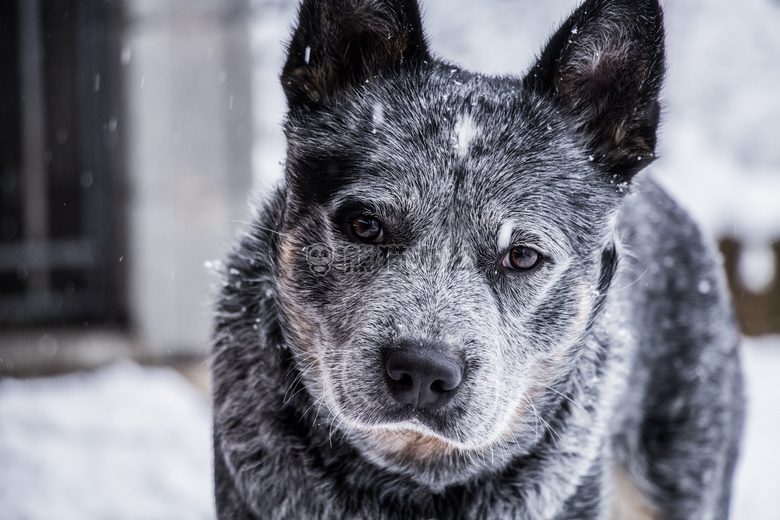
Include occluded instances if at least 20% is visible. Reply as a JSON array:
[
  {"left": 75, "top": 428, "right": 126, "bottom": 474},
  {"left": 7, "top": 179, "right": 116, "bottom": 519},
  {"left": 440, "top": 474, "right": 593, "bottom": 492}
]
[{"left": 275, "top": 0, "right": 663, "bottom": 480}]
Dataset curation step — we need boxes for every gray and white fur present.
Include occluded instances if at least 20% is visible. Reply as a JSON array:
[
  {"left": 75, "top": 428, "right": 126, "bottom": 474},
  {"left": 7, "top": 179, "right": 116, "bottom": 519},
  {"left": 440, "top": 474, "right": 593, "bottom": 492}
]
[{"left": 211, "top": 0, "right": 744, "bottom": 518}]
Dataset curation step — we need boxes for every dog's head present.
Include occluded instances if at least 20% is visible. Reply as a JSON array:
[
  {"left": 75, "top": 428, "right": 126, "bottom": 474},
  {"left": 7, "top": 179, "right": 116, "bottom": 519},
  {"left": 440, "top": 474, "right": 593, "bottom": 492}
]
[{"left": 275, "top": 0, "right": 664, "bottom": 482}]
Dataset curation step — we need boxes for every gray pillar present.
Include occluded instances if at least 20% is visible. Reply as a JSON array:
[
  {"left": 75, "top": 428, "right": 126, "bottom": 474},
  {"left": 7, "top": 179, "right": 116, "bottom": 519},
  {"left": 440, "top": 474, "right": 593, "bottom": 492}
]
[{"left": 124, "top": 0, "right": 252, "bottom": 356}]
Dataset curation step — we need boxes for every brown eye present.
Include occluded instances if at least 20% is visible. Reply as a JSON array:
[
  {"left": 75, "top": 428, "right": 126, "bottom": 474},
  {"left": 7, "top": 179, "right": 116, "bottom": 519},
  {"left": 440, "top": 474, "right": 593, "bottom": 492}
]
[
  {"left": 502, "top": 246, "right": 541, "bottom": 271},
  {"left": 351, "top": 216, "right": 385, "bottom": 243}
]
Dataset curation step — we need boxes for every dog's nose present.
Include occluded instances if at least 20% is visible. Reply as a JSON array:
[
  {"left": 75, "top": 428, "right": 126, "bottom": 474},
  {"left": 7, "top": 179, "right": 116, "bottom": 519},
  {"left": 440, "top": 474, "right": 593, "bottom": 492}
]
[{"left": 384, "top": 346, "right": 464, "bottom": 410}]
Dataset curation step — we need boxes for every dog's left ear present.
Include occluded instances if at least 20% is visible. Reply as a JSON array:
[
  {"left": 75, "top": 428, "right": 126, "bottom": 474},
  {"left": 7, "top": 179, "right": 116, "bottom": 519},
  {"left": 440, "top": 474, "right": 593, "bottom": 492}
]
[
  {"left": 281, "top": 0, "right": 430, "bottom": 110},
  {"left": 525, "top": 0, "right": 665, "bottom": 180}
]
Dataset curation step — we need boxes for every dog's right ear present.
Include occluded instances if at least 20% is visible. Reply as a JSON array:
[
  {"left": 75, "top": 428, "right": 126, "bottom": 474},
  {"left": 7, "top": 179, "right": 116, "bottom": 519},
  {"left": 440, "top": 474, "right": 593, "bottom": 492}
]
[{"left": 281, "top": 0, "right": 430, "bottom": 110}]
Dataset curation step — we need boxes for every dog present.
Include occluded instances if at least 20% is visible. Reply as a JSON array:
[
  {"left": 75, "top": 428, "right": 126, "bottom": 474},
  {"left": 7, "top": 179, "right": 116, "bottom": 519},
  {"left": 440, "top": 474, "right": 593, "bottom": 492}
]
[{"left": 211, "top": 0, "right": 745, "bottom": 518}]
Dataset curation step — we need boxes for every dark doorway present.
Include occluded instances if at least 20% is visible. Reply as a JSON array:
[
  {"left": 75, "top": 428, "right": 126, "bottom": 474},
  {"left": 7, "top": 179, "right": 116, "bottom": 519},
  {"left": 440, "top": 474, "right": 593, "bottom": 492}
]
[{"left": 0, "top": 0, "right": 126, "bottom": 326}]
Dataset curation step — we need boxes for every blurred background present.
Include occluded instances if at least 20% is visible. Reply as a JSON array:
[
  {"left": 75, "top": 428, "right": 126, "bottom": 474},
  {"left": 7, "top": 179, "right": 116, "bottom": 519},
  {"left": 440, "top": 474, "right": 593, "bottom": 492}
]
[{"left": 0, "top": 0, "right": 778, "bottom": 518}]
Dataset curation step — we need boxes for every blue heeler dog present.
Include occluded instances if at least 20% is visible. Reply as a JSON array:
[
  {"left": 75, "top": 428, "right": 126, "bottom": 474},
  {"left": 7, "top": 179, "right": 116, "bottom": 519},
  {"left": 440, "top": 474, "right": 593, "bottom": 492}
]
[{"left": 211, "top": 0, "right": 745, "bottom": 518}]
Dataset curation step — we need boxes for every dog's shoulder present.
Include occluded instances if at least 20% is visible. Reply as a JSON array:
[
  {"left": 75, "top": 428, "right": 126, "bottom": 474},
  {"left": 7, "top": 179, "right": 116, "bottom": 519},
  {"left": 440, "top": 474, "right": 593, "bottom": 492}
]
[
  {"left": 617, "top": 174, "right": 726, "bottom": 305},
  {"left": 609, "top": 174, "right": 744, "bottom": 519},
  {"left": 614, "top": 173, "right": 738, "bottom": 351}
]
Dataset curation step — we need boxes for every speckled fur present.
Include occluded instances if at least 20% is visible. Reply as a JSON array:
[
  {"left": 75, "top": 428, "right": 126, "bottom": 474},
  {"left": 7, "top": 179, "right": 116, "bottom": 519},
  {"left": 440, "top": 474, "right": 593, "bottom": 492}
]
[{"left": 211, "top": 0, "right": 744, "bottom": 518}]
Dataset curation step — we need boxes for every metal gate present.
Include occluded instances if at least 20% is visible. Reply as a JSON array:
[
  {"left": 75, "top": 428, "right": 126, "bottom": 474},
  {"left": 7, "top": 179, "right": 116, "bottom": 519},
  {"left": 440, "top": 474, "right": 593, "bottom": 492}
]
[{"left": 0, "top": 0, "right": 125, "bottom": 325}]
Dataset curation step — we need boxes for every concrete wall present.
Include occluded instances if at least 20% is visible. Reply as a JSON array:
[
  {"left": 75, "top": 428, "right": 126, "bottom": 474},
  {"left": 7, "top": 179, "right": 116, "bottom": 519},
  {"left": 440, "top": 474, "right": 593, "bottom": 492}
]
[{"left": 124, "top": 0, "right": 252, "bottom": 356}]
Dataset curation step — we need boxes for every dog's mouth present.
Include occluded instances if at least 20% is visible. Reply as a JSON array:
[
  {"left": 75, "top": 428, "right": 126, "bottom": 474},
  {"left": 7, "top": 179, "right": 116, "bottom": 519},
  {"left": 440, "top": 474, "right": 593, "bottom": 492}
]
[
  {"left": 329, "top": 377, "right": 511, "bottom": 452},
  {"left": 336, "top": 394, "right": 471, "bottom": 442},
  {"left": 376, "top": 407, "right": 462, "bottom": 438},
  {"left": 322, "top": 374, "right": 483, "bottom": 449},
  {"left": 313, "top": 338, "right": 521, "bottom": 453},
  {"left": 349, "top": 344, "right": 475, "bottom": 440}
]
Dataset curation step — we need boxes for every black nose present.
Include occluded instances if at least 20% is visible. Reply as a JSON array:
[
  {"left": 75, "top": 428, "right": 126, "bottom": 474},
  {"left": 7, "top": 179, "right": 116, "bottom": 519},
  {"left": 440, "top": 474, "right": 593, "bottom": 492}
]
[{"left": 384, "top": 346, "right": 464, "bottom": 410}]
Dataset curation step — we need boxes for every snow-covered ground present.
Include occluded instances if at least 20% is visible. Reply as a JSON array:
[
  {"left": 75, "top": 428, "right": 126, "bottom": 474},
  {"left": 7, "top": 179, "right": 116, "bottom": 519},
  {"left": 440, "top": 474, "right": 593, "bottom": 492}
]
[
  {"left": 0, "top": 338, "right": 778, "bottom": 519},
  {"left": 734, "top": 337, "right": 780, "bottom": 519},
  {"left": 0, "top": 363, "right": 214, "bottom": 520}
]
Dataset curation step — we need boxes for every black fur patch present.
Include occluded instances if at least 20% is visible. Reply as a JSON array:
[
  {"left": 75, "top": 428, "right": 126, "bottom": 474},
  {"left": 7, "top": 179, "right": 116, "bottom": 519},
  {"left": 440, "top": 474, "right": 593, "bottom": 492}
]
[{"left": 282, "top": 0, "right": 430, "bottom": 109}]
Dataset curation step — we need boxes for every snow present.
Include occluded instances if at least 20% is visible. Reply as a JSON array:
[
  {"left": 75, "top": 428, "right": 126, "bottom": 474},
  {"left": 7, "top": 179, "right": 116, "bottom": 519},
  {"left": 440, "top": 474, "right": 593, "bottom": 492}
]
[
  {"left": 0, "top": 340, "right": 778, "bottom": 519},
  {"left": 732, "top": 337, "right": 780, "bottom": 519},
  {"left": 0, "top": 363, "right": 214, "bottom": 520}
]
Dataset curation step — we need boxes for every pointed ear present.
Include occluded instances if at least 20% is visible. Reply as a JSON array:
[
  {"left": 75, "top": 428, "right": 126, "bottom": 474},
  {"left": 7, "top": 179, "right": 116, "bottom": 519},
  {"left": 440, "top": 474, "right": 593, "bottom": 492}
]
[
  {"left": 524, "top": 0, "right": 665, "bottom": 180},
  {"left": 281, "top": 0, "right": 430, "bottom": 109}
]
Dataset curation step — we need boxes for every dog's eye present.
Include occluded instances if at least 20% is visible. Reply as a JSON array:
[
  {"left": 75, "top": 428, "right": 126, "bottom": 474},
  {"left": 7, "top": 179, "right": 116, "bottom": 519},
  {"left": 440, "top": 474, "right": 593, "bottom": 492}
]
[
  {"left": 502, "top": 246, "right": 541, "bottom": 271},
  {"left": 351, "top": 216, "right": 385, "bottom": 243}
]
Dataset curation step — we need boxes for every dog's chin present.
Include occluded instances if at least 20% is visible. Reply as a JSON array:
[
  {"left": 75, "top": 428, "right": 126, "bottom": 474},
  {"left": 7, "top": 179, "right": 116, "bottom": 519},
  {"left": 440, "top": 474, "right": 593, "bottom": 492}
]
[
  {"left": 348, "top": 424, "right": 516, "bottom": 489},
  {"left": 361, "top": 423, "right": 494, "bottom": 454},
  {"left": 334, "top": 403, "right": 494, "bottom": 451}
]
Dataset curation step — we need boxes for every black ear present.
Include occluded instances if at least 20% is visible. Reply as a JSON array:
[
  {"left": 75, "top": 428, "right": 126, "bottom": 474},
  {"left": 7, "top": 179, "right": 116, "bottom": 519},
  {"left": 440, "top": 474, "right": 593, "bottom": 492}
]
[
  {"left": 281, "top": 0, "right": 430, "bottom": 109},
  {"left": 525, "top": 0, "right": 665, "bottom": 180}
]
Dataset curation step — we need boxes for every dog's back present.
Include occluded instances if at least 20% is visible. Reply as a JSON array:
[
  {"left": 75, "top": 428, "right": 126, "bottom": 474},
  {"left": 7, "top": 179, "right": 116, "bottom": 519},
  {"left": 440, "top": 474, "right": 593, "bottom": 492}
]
[{"left": 211, "top": 0, "right": 744, "bottom": 518}]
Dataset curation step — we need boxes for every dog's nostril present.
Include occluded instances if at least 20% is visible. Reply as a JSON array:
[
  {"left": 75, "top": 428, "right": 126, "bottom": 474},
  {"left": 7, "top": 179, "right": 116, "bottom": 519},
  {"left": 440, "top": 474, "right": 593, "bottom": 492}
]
[
  {"left": 429, "top": 379, "right": 450, "bottom": 394},
  {"left": 384, "top": 346, "right": 464, "bottom": 410},
  {"left": 388, "top": 371, "right": 414, "bottom": 390}
]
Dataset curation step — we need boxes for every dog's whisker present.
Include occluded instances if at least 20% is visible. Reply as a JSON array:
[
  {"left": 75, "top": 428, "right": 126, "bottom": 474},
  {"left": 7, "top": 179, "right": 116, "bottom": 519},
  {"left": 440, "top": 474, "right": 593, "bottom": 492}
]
[
  {"left": 526, "top": 377, "right": 587, "bottom": 413},
  {"left": 610, "top": 265, "right": 651, "bottom": 294},
  {"left": 515, "top": 414, "right": 539, "bottom": 440},
  {"left": 504, "top": 428, "right": 520, "bottom": 446},
  {"left": 283, "top": 361, "right": 313, "bottom": 396},
  {"left": 543, "top": 385, "right": 586, "bottom": 413},
  {"left": 534, "top": 413, "right": 562, "bottom": 448},
  {"left": 524, "top": 391, "right": 562, "bottom": 447},
  {"left": 299, "top": 394, "right": 323, "bottom": 424},
  {"left": 283, "top": 362, "right": 319, "bottom": 407},
  {"left": 224, "top": 219, "right": 292, "bottom": 239},
  {"left": 312, "top": 396, "right": 327, "bottom": 427}
]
